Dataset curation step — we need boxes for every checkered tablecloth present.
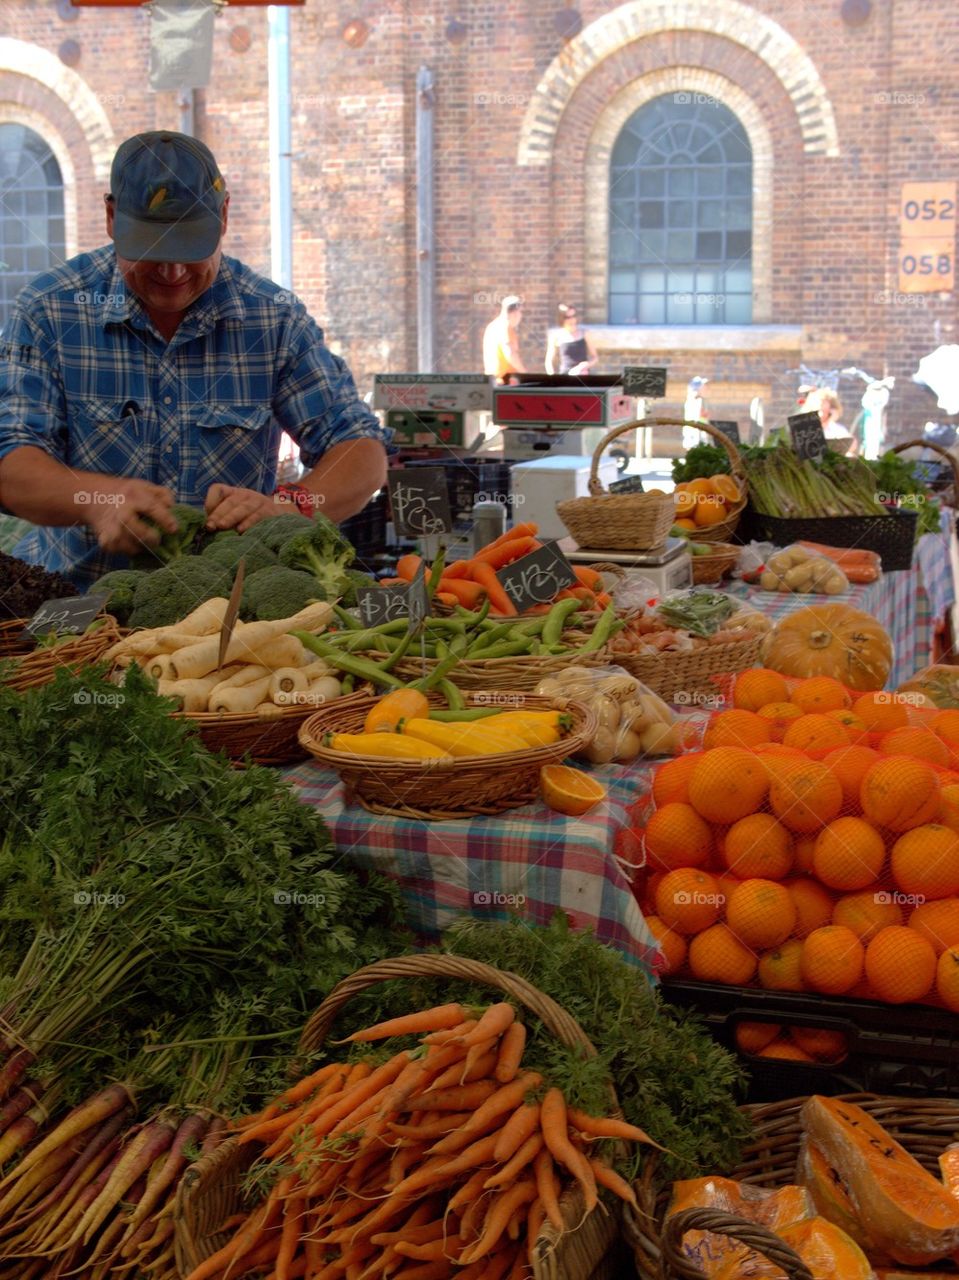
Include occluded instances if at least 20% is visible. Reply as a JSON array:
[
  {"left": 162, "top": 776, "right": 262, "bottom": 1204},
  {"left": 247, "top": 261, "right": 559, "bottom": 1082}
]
[
  {"left": 724, "top": 527, "right": 955, "bottom": 688},
  {"left": 283, "top": 759, "right": 660, "bottom": 977}
]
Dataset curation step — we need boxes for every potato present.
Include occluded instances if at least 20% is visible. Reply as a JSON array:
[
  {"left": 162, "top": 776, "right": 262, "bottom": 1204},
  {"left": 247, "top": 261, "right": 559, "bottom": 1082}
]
[
  {"left": 784, "top": 563, "right": 811, "bottom": 590},
  {"left": 638, "top": 692, "right": 673, "bottom": 725},
  {"left": 623, "top": 703, "right": 654, "bottom": 733},
  {"left": 592, "top": 694, "right": 621, "bottom": 732},
  {"left": 760, "top": 570, "right": 781, "bottom": 591},
  {"left": 534, "top": 677, "right": 563, "bottom": 697},
  {"left": 639, "top": 722, "right": 683, "bottom": 755},
  {"left": 613, "top": 727, "right": 642, "bottom": 762},
  {"left": 581, "top": 726, "right": 617, "bottom": 764}
]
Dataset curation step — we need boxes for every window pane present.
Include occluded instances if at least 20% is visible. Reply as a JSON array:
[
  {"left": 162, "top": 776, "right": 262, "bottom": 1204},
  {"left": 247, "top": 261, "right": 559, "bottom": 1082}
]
[
  {"left": 725, "top": 293, "right": 753, "bottom": 323},
  {"left": 695, "top": 295, "right": 725, "bottom": 323},
  {"left": 668, "top": 167, "right": 694, "bottom": 195},
  {"left": 610, "top": 228, "right": 636, "bottom": 259},
  {"left": 723, "top": 268, "right": 751, "bottom": 292},
  {"left": 697, "top": 231, "right": 723, "bottom": 259},
  {"left": 723, "top": 132, "right": 752, "bottom": 161},
  {"left": 698, "top": 169, "right": 723, "bottom": 195},
  {"left": 667, "top": 269, "right": 694, "bottom": 293},
  {"left": 726, "top": 167, "right": 750, "bottom": 195},
  {"left": 726, "top": 199, "right": 750, "bottom": 228},
  {"left": 727, "top": 230, "right": 752, "bottom": 259},
  {"left": 637, "top": 230, "right": 665, "bottom": 260},
  {"left": 668, "top": 199, "right": 694, "bottom": 227},
  {"left": 609, "top": 294, "right": 637, "bottom": 324},
  {"left": 638, "top": 169, "right": 665, "bottom": 196},
  {"left": 0, "top": 126, "right": 67, "bottom": 332},
  {"left": 699, "top": 201, "right": 724, "bottom": 228},
  {"left": 667, "top": 230, "right": 695, "bottom": 258},
  {"left": 695, "top": 270, "right": 719, "bottom": 292},
  {"left": 667, "top": 294, "right": 694, "bottom": 323},
  {"left": 638, "top": 200, "right": 664, "bottom": 228},
  {"left": 639, "top": 268, "right": 665, "bottom": 291},
  {"left": 609, "top": 269, "right": 637, "bottom": 292},
  {"left": 638, "top": 294, "right": 665, "bottom": 323}
]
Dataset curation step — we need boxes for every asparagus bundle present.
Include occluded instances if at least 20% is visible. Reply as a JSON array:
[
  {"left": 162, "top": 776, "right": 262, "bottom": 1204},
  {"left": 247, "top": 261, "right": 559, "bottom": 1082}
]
[{"left": 746, "top": 444, "right": 889, "bottom": 518}]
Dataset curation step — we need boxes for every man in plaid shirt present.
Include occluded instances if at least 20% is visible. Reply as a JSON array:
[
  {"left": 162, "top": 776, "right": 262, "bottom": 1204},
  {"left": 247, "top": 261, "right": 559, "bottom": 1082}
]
[{"left": 0, "top": 131, "right": 389, "bottom": 585}]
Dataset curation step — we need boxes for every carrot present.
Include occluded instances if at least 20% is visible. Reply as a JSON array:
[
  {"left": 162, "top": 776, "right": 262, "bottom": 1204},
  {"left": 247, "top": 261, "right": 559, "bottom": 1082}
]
[
  {"left": 526, "top": 1197, "right": 546, "bottom": 1264},
  {"left": 470, "top": 564, "right": 517, "bottom": 617},
  {"left": 277, "top": 1062, "right": 342, "bottom": 1108},
  {"left": 460, "top": 1004, "right": 515, "bottom": 1048},
  {"left": 376, "top": 577, "right": 406, "bottom": 586},
  {"left": 540, "top": 1090, "right": 597, "bottom": 1212},
  {"left": 433, "top": 578, "right": 484, "bottom": 608},
  {"left": 588, "top": 1157, "right": 640, "bottom": 1209},
  {"left": 342, "top": 1004, "right": 465, "bottom": 1044},
  {"left": 423, "top": 1019, "right": 478, "bottom": 1045},
  {"left": 572, "top": 565, "right": 602, "bottom": 590},
  {"left": 484, "top": 1132, "right": 543, "bottom": 1189},
  {"left": 533, "top": 1149, "right": 563, "bottom": 1232},
  {"left": 429, "top": 1075, "right": 540, "bottom": 1154},
  {"left": 458, "top": 1181, "right": 537, "bottom": 1265},
  {"left": 449, "top": 1165, "right": 497, "bottom": 1216},
  {"left": 395, "top": 1233, "right": 462, "bottom": 1261},
  {"left": 390, "top": 1132, "right": 500, "bottom": 1198},
  {"left": 0, "top": 1083, "right": 131, "bottom": 1190},
  {"left": 479, "top": 522, "right": 538, "bottom": 552},
  {"left": 435, "top": 592, "right": 459, "bottom": 607},
  {"left": 396, "top": 554, "right": 423, "bottom": 583},
  {"left": 121, "top": 1111, "right": 207, "bottom": 1238},
  {"left": 71, "top": 1119, "right": 176, "bottom": 1248},
  {"left": 565, "top": 1108, "right": 666, "bottom": 1150},
  {"left": 182, "top": 1177, "right": 286, "bottom": 1280},
  {"left": 470, "top": 537, "right": 539, "bottom": 570},
  {"left": 492, "top": 1102, "right": 541, "bottom": 1164},
  {"left": 404, "top": 1080, "right": 498, "bottom": 1114},
  {"left": 592, "top": 591, "right": 612, "bottom": 609},
  {"left": 372, "top": 1212, "right": 446, "bottom": 1245},
  {"left": 493, "top": 1023, "right": 526, "bottom": 1084},
  {"left": 440, "top": 561, "right": 471, "bottom": 581},
  {"left": 309, "top": 1056, "right": 409, "bottom": 1140},
  {"left": 389, "top": 1112, "right": 471, "bottom": 1141},
  {"left": 388, "top": 1261, "right": 451, "bottom": 1280}
]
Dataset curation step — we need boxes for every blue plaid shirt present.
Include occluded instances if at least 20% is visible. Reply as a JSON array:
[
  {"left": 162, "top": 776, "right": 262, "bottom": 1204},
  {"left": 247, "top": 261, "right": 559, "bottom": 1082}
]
[{"left": 0, "top": 246, "right": 389, "bottom": 586}]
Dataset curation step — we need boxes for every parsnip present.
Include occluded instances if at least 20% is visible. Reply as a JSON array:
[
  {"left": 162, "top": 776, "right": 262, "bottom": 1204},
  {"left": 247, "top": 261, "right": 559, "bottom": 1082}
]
[
  {"left": 306, "top": 675, "right": 342, "bottom": 703},
  {"left": 213, "top": 665, "right": 270, "bottom": 690},
  {"left": 254, "top": 701, "right": 287, "bottom": 718},
  {"left": 147, "top": 655, "right": 178, "bottom": 681},
  {"left": 175, "top": 597, "right": 230, "bottom": 636},
  {"left": 208, "top": 676, "right": 273, "bottom": 714},
  {"left": 170, "top": 628, "right": 311, "bottom": 681},
  {"left": 156, "top": 674, "right": 222, "bottom": 713},
  {"left": 301, "top": 659, "right": 331, "bottom": 679},
  {"left": 268, "top": 668, "right": 309, "bottom": 701}
]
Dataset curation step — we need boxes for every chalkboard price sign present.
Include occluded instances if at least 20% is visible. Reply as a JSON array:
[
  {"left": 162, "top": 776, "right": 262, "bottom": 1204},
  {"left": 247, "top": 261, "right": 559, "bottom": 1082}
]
[
  {"left": 622, "top": 366, "right": 668, "bottom": 398},
  {"left": 711, "top": 420, "right": 741, "bottom": 445},
  {"left": 788, "top": 411, "right": 827, "bottom": 462},
  {"left": 358, "top": 586, "right": 413, "bottom": 627},
  {"left": 406, "top": 563, "right": 431, "bottom": 634},
  {"left": 26, "top": 593, "right": 108, "bottom": 638},
  {"left": 387, "top": 468, "right": 453, "bottom": 537},
  {"left": 609, "top": 474, "right": 645, "bottom": 494},
  {"left": 497, "top": 543, "right": 576, "bottom": 612}
]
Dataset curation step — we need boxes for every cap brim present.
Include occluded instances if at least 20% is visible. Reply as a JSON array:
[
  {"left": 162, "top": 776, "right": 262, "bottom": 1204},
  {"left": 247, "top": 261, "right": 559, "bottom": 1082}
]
[{"left": 113, "top": 209, "right": 221, "bottom": 263}]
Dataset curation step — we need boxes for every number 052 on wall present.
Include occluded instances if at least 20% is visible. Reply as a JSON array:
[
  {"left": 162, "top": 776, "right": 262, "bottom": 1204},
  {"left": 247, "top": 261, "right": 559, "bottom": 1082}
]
[{"left": 898, "top": 181, "right": 956, "bottom": 293}]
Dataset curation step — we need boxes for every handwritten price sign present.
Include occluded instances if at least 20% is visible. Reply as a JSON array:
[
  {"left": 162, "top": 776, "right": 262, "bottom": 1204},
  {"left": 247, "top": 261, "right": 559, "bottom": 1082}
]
[
  {"left": 26, "top": 594, "right": 108, "bottom": 637},
  {"left": 497, "top": 544, "right": 576, "bottom": 612},
  {"left": 387, "top": 469, "right": 453, "bottom": 537}
]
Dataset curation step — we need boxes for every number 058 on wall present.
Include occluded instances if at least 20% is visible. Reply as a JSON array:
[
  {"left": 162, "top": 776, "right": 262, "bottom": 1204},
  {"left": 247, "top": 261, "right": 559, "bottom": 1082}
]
[{"left": 898, "top": 182, "right": 956, "bottom": 293}]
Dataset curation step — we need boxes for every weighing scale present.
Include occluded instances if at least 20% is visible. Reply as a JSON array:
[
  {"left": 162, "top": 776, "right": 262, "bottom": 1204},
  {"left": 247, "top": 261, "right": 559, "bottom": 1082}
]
[
  {"left": 557, "top": 537, "right": 693, "bottom": 596},
  {"left": 491, "top": 374, "right": 636, "bottom": 461}
]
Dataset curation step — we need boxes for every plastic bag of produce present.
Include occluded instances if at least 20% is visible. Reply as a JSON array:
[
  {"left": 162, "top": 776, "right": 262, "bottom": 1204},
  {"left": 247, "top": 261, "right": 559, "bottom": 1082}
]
[
  {"left": 759, "top": 545, "right": 850, "bottom": 595},
  {"left": 736, "top": 541, "right": 776, "bottom": 581},
  {"left": 534, "top": 664, "right": 702, "bottom": 762}
]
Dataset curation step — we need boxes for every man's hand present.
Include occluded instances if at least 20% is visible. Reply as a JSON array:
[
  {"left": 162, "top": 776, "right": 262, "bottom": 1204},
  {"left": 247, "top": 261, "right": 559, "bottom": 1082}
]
[
  {"left": 205, "top": 484, "right": 290, "bottom": 533},
  {"left": 85, "top": 478, "right": 178, "bottom": 556}
]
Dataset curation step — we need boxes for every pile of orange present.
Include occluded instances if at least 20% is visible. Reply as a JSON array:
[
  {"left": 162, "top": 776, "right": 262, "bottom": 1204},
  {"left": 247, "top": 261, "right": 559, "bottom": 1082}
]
[
  {"left": 734, "top": 1021, "right": 849, "bottom": 1064},
  {"left": 673, "top": 473, "right": 742, "bottom": 531},
  {"left": 639, "top": 701, "right": 959, "bottom": 1013}
]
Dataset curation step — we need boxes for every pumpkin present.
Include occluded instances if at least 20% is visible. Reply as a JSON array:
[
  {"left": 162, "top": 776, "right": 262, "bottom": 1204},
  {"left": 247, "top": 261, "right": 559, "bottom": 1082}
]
[{"left": 759, "top": 604, "right": 892, "bottom": 693}]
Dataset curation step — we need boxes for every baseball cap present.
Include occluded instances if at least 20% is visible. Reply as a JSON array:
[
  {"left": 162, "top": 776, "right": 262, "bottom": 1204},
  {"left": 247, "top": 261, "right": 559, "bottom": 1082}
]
[
  {"left": 688, "top": 376, "right": 709, "bottom": 390},
  {"left": 110, "top": 132, "right": 226, "bottom": 263}
]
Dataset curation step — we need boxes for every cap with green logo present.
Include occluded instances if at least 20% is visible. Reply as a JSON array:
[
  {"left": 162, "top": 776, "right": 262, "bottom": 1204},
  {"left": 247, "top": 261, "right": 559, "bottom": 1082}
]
[{"left": 110, "top": 131, "right": 226, "bottom": 263}]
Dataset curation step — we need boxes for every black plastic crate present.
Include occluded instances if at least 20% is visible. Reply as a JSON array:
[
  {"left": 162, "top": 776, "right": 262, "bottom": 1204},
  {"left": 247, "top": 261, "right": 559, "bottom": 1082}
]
[
  {"left": 660, "top": 978, "right": 959, "bottom": 1102},
  {"left": 397, "top": 456, "right": 516, "bottom": 525},
  {"left": 736, "top": 508, "right": 918, "bottom": 571}
]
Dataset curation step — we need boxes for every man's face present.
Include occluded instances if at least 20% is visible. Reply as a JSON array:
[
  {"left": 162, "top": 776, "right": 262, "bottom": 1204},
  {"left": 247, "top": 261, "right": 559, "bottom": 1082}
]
[
  {"left": 508, "top": 306, "right": 522, "bottom": 331},
  {"left": 105, "top": 197, "right": 228, "bottom": 317}
]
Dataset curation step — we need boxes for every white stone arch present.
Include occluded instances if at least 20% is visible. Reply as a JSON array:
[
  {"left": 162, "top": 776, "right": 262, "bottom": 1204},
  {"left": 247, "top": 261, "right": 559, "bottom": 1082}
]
[
  {"left": 583, "top": 70, "right": 775, "bottom": 323},
  {"left": 0, "top": 106, "right": 80, "bottom": 260},
  {"left": 518, "top": 0, "right": 839, "bottom": 166}
]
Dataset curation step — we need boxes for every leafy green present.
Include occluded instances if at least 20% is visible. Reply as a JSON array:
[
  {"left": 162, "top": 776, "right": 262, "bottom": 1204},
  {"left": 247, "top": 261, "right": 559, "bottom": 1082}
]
[
  {"left": 132, "top": 503, "right": 208, "bottom": 567},
  {"left": 127, "top": 558, "right": 231, "bottom": 629},
  {"left": 656, "top": 589, "right": 737, "bottom": 638},
  {"left": 672, "top": 444, "right": 732, "bottom": 483},
  {"left": 277, "top": 516, "right": 356, "bottom": 600},
  {"left": 868, "top": 451, "right": 941, "bottom": 536}
]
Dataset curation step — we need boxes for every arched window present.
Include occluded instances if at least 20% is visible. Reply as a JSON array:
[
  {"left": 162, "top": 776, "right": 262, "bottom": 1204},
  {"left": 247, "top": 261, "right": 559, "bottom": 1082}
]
[
  {"left": 0, "top": 124, "right": 66, "bottom": 333},
  {"left": 609, "top": 95, "right": 752, "bottom": 325}
]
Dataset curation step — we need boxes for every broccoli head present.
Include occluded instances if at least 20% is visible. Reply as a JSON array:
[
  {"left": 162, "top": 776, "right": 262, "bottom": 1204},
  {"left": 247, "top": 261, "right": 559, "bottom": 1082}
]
[
  {"left": 339, "top": 569, "right": 378, "bottom": 609},
  {"left": 201, "top": 532, "right": 278, "bottom": 576},
  {"left": 277, "top": 515, "right": 356, "bottom": 600},
  {"left": 132, "top": 503, "right": 208, "bottom": 567},
  {"left": 243, "top": 513, "right": 313, "bottom": 554},
  {"left": 87, "top": 569, "right": 148, "bottom": 626},
  {"left": 240, "top": 566, "right": 322, "bottom": 621},
  {"left": 128, "top": 558, "right": 231, "bottom": 630}
]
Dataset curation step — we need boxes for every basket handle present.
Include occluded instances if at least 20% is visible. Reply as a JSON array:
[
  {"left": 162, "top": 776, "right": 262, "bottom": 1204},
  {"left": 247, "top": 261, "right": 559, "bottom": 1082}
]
[
  {"left": 296, "top": 954, "right": 602, "bottom": 1059},
  {"left": 661, "top": 1207, "right": 814, "bottom": 1280},
  {"left": 892, "top": 438, "right": 959, "bottom": 492},
  {"left": 587, "top": 418, "right": 748, "bottom": 497}
]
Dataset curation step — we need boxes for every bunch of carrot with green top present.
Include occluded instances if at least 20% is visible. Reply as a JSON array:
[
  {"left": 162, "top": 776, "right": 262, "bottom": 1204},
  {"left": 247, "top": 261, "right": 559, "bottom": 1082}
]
[
  {"left": 383, "top": 523, "right": 613, "bottom": 617},
  {"left": 186, "top": 1000, "right": 658, "bottom": 1280}
]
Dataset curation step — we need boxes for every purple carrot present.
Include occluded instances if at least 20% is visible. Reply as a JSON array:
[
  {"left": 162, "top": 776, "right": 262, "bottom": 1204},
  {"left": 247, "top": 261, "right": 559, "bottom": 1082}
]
[
  {"left": 70, "top": 1119, "right": 176, "bottom": 1248},
  {"left": 0, "top": 1048, "right": 36, "bottom": 1104},
  {"left": 121, "top": 1111, "right": 207, "bottom": 1239},
  {"left": 0, "top": 1081, "right": 133, "bottom": 1191},
  {"left": 199, "top": 1114, "right": 227, "bottom": 1156},
  {"left": 84, "top": 1171, "right": 149, "bottom": 1264},
  {"left": 0, "top": 1080, "right": 44, "bottom": 1136}
]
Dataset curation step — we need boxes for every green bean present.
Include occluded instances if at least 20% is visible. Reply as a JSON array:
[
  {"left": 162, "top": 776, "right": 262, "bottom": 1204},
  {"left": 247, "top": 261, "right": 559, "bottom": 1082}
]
[
  {"left": 450, "top": 633, "right": 469, "bottom": 657},
  {"left": 411, "top": 650, "right": 462, "bottom": 692},
  {"left": 471, "top": 639, "right": 531, "bottom": 660},
  {"left": 436, "top": 677, "right": 466, "bottom": 711},
  {"left": 574, "top": 603, "right": 619, "bottom": 654},
  {"left": 468, "top": 622, "right": 517, "bottom": 653},
  {"left": 541, "top": 598, "right": 581, "bottom": 647},
  {"left": 293, "top": 632, "right": 404, "bottom": 688},
  {"left": 426, "top": 545, "right": 447, "bottom": 598},
  {"left": 341, "top": 673, "right": 355, "bottom": 695},
  {"left": 379, "top": 627, "right": 418, "bottom": 673},
  {"left": 332, "top": 604, "right": 362, "bottom": 631}
]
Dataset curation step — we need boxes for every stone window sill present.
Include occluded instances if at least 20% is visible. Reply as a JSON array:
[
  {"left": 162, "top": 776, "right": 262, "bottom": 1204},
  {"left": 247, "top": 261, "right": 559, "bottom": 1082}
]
[{"left": 589, "top": 325, "right": 803, "bottom": 353}]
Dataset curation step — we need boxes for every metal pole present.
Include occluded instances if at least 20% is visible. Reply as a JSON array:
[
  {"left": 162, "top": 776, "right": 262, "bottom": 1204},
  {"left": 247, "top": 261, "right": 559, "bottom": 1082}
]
[
  {"left": 177, "top": 88, "right": 194, "bottom": 136},
  {"left": 268, "top": 5, "right": 293, "bottom": 291},
  {"left": 416, "top": 65, "right": 435, "bottom": 372}
]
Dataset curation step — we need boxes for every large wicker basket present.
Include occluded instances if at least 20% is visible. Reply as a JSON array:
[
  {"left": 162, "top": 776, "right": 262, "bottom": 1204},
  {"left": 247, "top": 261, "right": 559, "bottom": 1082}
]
[
  {"left": 171, "top": 703, "right": 317, "bottom": 766},
  {"left": 0, "top": 617, "right": 121, "bottom": 691},
  {"left": 174, "top": 955, "right": 628, "bottom": 1280},
  {"left": 892, "top": 436, "right": 959, "bottom": 508},
  {"left": 0, "top": 618, "right": 34, "bottom": 659},
  {"left": 690, "top": 543, "right": 740, "bottom": 586},
  {"left": 625, "top": 1092, "right": 959, "bottom": 1280},
  {"left": 672, "top": 419, "right": 749, "bottom": 544},
  {"left": 297, "top": 689, "right": 597, "bottom": 819},
  {"left": 612, "top": 633, "right": 763, "bottom": 704},
  {"left": 374, "top": 646, "right": 615, "bottom": 692},
  {"left": 557, "top": 420, "right": 676, "bottom": 551}
]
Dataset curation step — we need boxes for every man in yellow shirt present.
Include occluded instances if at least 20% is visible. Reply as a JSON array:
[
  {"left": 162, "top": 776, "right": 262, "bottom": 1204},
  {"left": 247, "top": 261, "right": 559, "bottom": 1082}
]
[{"left": 483, "top": 295, "right": 526, "bottom": 382}]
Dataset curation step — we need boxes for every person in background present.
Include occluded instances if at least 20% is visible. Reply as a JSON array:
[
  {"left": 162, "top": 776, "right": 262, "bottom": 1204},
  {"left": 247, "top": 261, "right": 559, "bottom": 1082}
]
[
  {"left": 805, "top": 387, "right": 854, "bottom": 453},
  {"left": 483, "top": 295, "right": 526, "bottom": 383},
  {"left": 683, "top": 375, "right": 710, "bottom": 451},
  {"left": 545, "top": 303, "right": 598, "bottom": 376}
]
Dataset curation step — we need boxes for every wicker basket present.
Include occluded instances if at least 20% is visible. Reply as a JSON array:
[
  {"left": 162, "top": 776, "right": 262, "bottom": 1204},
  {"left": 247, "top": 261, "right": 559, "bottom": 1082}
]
[
  {"left": 625, "top": 1092, "right": 959, "bottom": 1280},
  {"left": 171, "top": 703, "right": 317, "bottom": 766},
  {"left": 556, "top": 420, "right": 676, "bottom": 551},
  {"left": 174, "top": 954, "right": 626, "bottom": 1280},
  {"left": 0, "top": 618, "right": 33, "bottom": 659},
  {"left": 297, "top": 689, "right": 597, "bottom": 819},
  {"left": 612, "top": 633, "right": 762, "bottom": 703},
  {"left": 690, "top": 544, "right": 740, "bottom": 586},
  {"left": 672, "top": 419, "right": 749, "bottom": 545},
  {"left": 373, "top": 645, "right": 614, "bottom": 692},
  {"left": 892, "top": 436, "right": 959, "bottom": 508},
  {"left": 0, "top": 618, "right": 121, "bottom": 692}
]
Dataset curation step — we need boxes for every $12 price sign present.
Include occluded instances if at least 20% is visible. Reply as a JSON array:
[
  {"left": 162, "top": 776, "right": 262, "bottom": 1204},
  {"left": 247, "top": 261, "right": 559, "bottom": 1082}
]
[{"left": 496, "top": 543, "right": 577, "bottom": 613}]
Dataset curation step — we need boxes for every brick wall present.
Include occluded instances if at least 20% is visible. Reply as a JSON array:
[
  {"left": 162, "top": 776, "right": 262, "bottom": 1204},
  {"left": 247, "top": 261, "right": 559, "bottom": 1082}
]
[{"left": 1, "top": 0, "right": 956, "bottom": 439}]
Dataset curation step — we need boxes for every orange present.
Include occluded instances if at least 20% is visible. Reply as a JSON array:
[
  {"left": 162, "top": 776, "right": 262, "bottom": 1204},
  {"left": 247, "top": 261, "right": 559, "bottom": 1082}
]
[
  {"left": 879, "top": 725, "right": 950, "bottom": 767},
  {"left": 940, "top": 784, "right": 959, "bottom": 833},
  {"left": 936, "top": 947, "right": 959, "bottom": 1012},
  {"left": 703, "top": 710, "right": 772, "bottom": 751},
  {"left": 832, "top": 889, "right": 902, "bottom": 942},
  {"left": 770, "top": 760, "right": 843, "bottom": 834},
  {"left": 890, "top": 823, "right": 959, "bottom": 900},
  {"left": 651, "top": 753, "right": 702, "bottom": 807},
  {"left": 711, "top": 473, "right": 742, "bottom": 505},
  {"left": 788, "top": 878, "right": 835, "bottom": 937},
  {"left": 758, "top": 939, "right": 805, "bottom": 990},
  {"left": 673, "top": 518, "right": 697, "bottom": 532},
  {"left": 735, "top": 1021, "right": 782, "bottom": 1054},
  {"left": 674, "top": 481, "right": 691, "bottom": 493},
  {"left": 722, "top": 813, "right": 794, "bottom": 880},
  {"left": 688, "top": 924, "right": 757, "bottom": 986},
  {"left": 852, "top": 691, "right": 909, "bottom": 733},
  {"left": 645, "top": 916, "right": 687, "bottom": 977},
  {"left": 687, "top": 748, "right": 769, "bottom": 824},
  {"left": 674, "top": 490, "right": 697, "bottom": 517},
  {"left": 686, "top": 477, "right": 717, "bottom": 498},
  {"left": 733, "top": 669, "right": 789, "bottom": 712},
  {"left": 540, "top": 765, "right": 606, "bottom": 816},
  {"left": 756, "top": 702, "right": 804, "bottom": 742},
  {"left": 654, "top": 868, "right": 722, "bottom": 936},
  {"left": 801, "top": 925, "right": 865, "bottom": 994},
  {"left": 864, "top": 925, "right": 937, "bottom": 1004},
  {"left": 791, "top": 1027, "right": 849, "bottom": 1062},
  {"left": 714, "top": 870, "right": 743, "bottom": 909},
  {"left": 860, "top": 756, "right": 941, "bottom": 832},
  {"left": 782, "top": 714, "right": 851, "bottom": 754},
  {"left": 757, "top": 1038, "right": 814, "bottom": 1062},
  {"left": 644, "top": 802, "right": 713, "bottom": 871},
  {"left": 931, "top": 710, "right": 959, "bottom": 748},
  {"left": 726, "top": 879, "right": 797, "bottom": 949},
  {"left": 793, "top": 834, "right": 817, "bottom": 875},
  {"left": 825, "top": 710, "right": 869, "bottom": 745},
  {"left": 823, "top": 745, "right": 881, "bottom": 809},
  {"left": 909, "top": 898, "right": 959, "bottom": 953},
  {"left": 790, "top": 676, "right": 851, "bottom": 715},
  {"left": 693, "top": 499, "right": 728, "bottom": 528},
  {"left": 812, "top": 818, "right": 886, "bottom": 891}
]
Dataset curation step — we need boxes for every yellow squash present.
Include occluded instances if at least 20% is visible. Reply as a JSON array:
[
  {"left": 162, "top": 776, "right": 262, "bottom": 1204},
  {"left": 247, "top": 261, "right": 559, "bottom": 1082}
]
[
  {"left": 328, "top": 732, "right": 452, "bottom": 761},
  {"left": 401, "top": 719, "right": 529, "bottom": 757}
]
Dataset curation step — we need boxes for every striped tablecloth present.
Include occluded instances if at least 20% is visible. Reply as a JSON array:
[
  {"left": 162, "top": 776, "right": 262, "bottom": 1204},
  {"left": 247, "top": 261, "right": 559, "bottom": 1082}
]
[{"left": 283, "top": 759, "right": 660, "bottom": 977}]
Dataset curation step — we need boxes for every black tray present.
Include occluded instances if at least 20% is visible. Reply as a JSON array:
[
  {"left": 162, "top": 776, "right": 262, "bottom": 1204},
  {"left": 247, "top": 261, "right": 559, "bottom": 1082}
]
[{"left": 736, "top": 508, "right": 918, "bottom": 571}]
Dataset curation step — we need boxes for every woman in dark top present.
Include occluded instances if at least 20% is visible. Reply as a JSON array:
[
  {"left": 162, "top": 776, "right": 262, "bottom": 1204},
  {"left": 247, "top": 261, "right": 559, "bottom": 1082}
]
[{"left": 545, "top": 303, "right": 599, "bottom": 375}]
